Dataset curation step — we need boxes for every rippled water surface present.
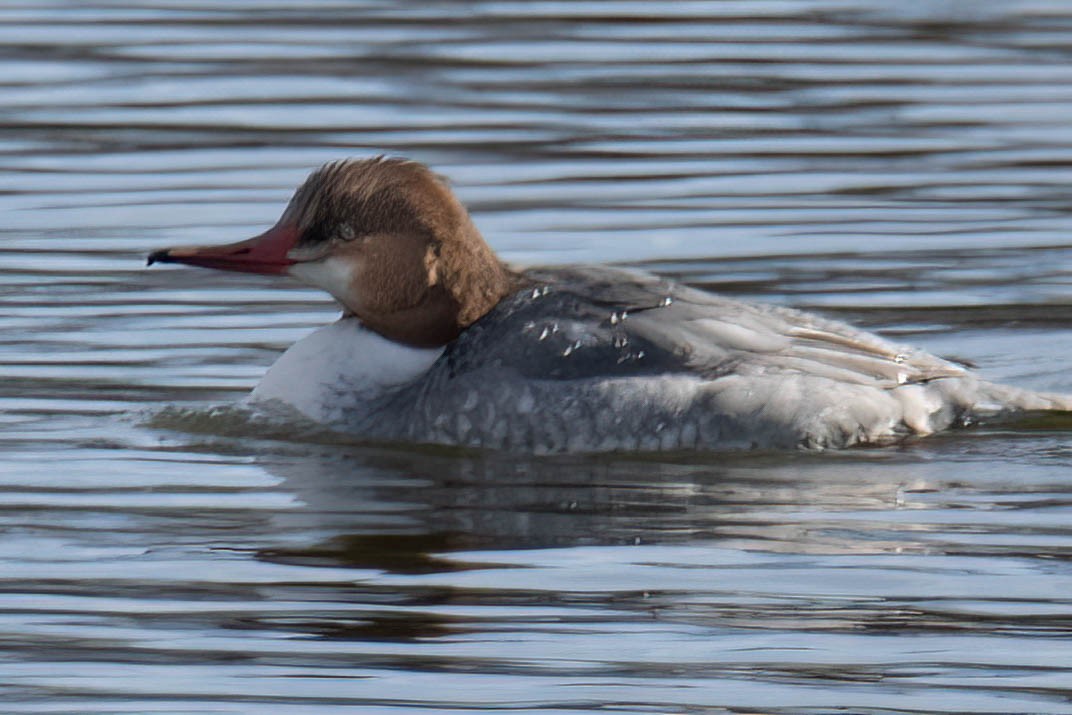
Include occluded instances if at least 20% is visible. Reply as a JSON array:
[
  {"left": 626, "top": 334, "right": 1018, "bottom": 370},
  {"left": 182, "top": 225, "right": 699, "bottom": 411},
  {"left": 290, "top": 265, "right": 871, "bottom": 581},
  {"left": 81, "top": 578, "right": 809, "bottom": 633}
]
[{"left": 5, "top": 2, "right": 1072, "bottom": 713}]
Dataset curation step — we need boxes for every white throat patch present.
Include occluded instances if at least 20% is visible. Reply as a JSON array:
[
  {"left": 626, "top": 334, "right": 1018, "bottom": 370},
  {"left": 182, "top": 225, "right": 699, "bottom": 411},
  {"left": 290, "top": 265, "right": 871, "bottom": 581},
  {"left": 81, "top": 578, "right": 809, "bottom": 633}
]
[{"left": 289, "top": 257, "right": 356, "bottom": 310}]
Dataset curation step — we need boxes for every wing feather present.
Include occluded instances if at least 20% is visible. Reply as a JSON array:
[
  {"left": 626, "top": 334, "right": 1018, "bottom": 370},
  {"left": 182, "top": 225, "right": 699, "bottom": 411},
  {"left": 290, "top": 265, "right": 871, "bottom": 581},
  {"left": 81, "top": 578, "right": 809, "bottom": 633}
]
[{"left": 448, "top": 265, "right": 967, "bottom": 392}]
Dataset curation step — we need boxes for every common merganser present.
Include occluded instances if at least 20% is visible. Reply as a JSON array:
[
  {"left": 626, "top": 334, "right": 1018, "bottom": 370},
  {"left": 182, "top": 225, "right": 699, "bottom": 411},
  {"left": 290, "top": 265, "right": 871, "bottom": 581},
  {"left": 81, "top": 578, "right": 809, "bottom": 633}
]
[{"left": 148, "top": 157, "right": 1071, "bottom": 452}]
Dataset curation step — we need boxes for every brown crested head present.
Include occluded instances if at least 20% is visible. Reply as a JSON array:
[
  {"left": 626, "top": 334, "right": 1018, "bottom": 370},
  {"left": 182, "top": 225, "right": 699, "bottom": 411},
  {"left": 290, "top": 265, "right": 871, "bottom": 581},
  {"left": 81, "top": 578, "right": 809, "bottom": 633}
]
[{"left": 149, "top": 157, "right": 520, "bottom": 347}]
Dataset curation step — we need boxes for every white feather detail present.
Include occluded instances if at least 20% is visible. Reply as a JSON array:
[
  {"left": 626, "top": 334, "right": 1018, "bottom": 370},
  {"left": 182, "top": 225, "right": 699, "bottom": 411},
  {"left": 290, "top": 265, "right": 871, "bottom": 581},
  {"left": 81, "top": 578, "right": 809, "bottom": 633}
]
[{"left": 250, "top": 318, "right": 443, "bottom": 423}]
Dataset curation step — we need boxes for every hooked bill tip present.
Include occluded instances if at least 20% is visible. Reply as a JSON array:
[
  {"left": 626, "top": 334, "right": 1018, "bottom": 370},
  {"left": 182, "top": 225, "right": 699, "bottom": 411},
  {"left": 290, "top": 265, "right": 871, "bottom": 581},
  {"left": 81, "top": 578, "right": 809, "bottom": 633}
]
[{"left": 146, "top": 249, "right": 170, "bottom": 266}]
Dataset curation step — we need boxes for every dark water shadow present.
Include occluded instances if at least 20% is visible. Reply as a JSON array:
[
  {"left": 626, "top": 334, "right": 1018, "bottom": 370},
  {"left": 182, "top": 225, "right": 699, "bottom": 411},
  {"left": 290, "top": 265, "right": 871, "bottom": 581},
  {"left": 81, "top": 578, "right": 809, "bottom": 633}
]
[{"left": 247, "top": 443, "right": 941, "bottom": 567}]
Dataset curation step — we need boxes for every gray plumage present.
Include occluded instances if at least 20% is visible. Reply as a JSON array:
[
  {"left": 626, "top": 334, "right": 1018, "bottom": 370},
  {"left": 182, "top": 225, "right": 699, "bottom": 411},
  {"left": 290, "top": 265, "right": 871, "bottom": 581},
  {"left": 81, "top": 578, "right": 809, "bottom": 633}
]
[{"left": 337, "top": 266, "right": 1070, "bottom": 452}]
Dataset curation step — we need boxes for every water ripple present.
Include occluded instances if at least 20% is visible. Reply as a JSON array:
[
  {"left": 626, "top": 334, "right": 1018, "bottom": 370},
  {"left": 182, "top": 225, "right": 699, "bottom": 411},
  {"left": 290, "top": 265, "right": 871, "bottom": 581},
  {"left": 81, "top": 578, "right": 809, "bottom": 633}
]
[{"left": 3, "top": 1, "right": 1072, "bottom": 713}]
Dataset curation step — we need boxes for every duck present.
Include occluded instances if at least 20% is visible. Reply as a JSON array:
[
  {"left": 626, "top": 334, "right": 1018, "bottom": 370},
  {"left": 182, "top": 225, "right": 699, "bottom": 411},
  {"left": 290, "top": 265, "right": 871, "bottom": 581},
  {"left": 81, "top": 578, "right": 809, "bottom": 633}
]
[{"left": 148, "top": 157, "right": 1071, "bottom": 452}]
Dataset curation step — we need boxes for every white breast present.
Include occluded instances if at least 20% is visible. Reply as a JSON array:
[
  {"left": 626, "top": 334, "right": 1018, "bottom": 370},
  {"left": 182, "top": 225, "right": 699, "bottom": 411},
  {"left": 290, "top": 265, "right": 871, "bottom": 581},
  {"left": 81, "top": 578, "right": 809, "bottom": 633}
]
[{"left": 249, "top": 317, "right": 443, "bottom": 423}]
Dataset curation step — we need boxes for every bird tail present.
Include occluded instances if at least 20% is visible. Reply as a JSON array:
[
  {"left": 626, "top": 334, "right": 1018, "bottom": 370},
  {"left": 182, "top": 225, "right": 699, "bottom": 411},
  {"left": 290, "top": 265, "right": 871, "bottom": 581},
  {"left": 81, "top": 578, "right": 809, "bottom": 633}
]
[{"left": 969, "top": 380, "right": 1072, "bottom": 417}]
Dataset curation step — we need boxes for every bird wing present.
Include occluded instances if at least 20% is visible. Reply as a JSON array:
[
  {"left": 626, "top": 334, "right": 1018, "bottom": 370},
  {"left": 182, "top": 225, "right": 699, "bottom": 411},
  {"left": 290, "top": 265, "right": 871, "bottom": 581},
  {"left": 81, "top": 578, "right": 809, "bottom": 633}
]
[{"left": 442, "top": 264, "right": 966, "bottom": 389}]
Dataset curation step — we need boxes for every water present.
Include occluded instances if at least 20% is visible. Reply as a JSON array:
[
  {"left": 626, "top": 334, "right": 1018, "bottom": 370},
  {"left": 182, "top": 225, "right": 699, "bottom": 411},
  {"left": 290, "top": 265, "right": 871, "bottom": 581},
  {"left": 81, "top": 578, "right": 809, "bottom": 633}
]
[{"left": 4, "top": 1, "right": 1072, "bottom": 712}]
